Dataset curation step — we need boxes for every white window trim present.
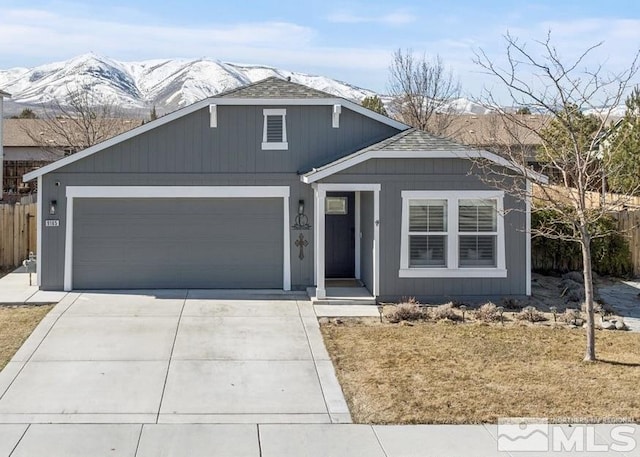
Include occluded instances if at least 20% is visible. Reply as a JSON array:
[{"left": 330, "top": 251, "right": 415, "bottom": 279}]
[
  {"left": 399, "top": 190, "right": 507, "bottom": 278},
  {"left": 262, "top": 108, "right": 288, "bottom": 150},
  {"left": 63, "top": 186, "right": 291, "bottom": 292}
]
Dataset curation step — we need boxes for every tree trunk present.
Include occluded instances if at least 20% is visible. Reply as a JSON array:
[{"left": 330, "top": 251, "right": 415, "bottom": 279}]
[{"left": 580, "top": 236, "right": 597, "bottom": 362}]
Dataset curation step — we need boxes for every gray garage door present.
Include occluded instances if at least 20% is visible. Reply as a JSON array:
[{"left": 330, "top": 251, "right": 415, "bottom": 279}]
[{"left": 72, "top": 198, "right": 283, "bottom": 289}]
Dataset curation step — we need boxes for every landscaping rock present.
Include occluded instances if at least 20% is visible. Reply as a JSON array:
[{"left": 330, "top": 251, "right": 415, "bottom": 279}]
[
  {"left": 318, "top": 317, "right": 330, "bottom": 325},
  {"left": 601, "top": 321, "right": 616, "bottom": 330},
  {"left": 615, "top": 320, "right": 627, "bottom": 330},
  {"left": 563, "top": 271, "right": 584, "bottom": 284}
]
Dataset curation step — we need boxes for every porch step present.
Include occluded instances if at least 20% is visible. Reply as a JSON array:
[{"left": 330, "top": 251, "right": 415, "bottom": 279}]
[{"left": 306, "top": 287, "right": 377, "bottom": 306}]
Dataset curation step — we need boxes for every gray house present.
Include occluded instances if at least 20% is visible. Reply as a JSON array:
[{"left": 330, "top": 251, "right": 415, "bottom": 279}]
[{"left": 24, "top": 77, "right": 545, "bottom": 302}]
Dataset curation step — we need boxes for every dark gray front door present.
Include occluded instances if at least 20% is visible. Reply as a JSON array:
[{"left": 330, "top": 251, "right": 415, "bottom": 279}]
[{"left": 325, "top": 192, "right": 355, "bottom": 278}]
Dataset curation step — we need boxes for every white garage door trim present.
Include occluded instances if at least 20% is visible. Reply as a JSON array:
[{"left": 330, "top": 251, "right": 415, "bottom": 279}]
[{"left": 64, "top": 186, "right": 291, "bottom": 292}]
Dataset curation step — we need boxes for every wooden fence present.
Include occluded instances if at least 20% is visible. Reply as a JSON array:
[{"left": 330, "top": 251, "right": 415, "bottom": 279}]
[
  {"left": 616, "top": 210, "right": 640, "bottom": 277},
  {"left": 0, "top": 203, "right": 37, "bottom": 268}
]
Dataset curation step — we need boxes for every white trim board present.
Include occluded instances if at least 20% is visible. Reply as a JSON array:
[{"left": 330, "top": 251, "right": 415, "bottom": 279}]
[
  {"left": 399, "top": 190, "right": 507, "bottom": 279},
  {"left": 62, "top": 185, "right": 291, "bottom": 292},
  {"left": 301, "top": 149, "right": 548, "bottom": 184},
  {"left": 313, "top": 183, "right": 380, "bottom": 299},
  {"left": 23, "top": 97, "right": 408, "bottom": 182}
]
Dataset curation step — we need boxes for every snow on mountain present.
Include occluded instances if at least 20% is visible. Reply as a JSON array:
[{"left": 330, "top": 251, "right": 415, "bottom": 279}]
[{"left": 0, "top": 54, "right": 377, "bottom": 113}]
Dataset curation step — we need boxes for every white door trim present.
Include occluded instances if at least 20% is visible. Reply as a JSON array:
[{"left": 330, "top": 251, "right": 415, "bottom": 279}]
[
  {"left": 355, "top": 191, "right": 361, "bottom": 280},
  {"left": 63, "top": 186, "right": 291, "bottom": 292},
  {"left": 313, "top": 183, "right": 381, "bottom": 298}
]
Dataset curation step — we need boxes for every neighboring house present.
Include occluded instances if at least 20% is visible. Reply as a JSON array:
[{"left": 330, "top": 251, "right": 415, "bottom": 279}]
[
  {"left": 3, "top": 119, "right": 65, "bottom": 197},
  {"left": 0, "top": 89, "right": 10, "bottom": 200},
  {"left": 24, "top": 77, "right": 546, "bottom": 301},
  {"left": 444, "top": 114, "right": 547, "bottom": 167},
  {"left": 3, "top": 119, "right": 139, "bottom": 198}
]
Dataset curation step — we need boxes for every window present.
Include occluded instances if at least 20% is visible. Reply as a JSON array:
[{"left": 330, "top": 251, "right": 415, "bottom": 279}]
[
  {"left": 326, "top": 197, "right": 348, "bottom": 215},
  {"left": 408, "top": 200, "right": 447, "bottom": 267},
  {"left": 262, "top": 109, "right": 288, "bottom": 150},
  {"left": 459, "top": 199, "right": 497, "bottom": 267},
  {"left": 400, "top": 191, "right": 506, "bottom": 278}
]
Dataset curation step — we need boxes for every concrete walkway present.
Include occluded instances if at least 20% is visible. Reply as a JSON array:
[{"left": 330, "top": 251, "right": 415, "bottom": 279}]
[
  {"left": 0, "top": 266, "right": 67, "bottom": 305},
  {"left": 0, "top": 291, "right": 350, "bottom": 424},
  {"left": 1, "top": 422, "right": 638, "bottom": 456},
  {"left": 599, "top": 280, "right": 640, "bottom": 332}
]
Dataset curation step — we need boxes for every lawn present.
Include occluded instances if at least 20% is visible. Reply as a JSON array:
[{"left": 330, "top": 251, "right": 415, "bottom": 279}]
[
  {"left": 321, "top": 320, "right": 640, "bottom": 424},
  {"left": 0, "top": 305, "right": 53, "bottom": 371}
]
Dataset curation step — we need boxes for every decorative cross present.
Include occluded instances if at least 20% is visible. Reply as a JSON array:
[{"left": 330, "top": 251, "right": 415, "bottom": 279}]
[{"left": 295, "top": 233, "right": 309, "bottom": 260}]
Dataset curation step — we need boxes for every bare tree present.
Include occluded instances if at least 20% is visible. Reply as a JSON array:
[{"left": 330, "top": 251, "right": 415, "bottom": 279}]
[
  {"left": 473, "top": 31, "right": 639, "bottom": 362},
  {"left": 388, "top": 49, "right": 462, "bottom": 136},
  {"left": 23, "top": 85, "right": 132, "bottom": 157}
]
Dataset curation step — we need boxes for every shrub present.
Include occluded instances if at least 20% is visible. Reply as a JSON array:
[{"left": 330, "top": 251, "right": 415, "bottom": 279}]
[
  {"left": 501, "top": 297, "right": 523, "bottom": 311},
  {"left": 516, "top": 306, "right": 547, "bottom": 323},
  {"left": 475, "top": 302, "right": 501, "bottom": 322},
  {"left": 430, "top": 302, "right": 459, "bottom": 321},
  {"left": 385, "top": 302, "right": 425, "bottom": 323},
  {"left": 532, "top": 209, "right": 632, "bottom": 277},
  {"left": 559, "top": 308, "right": 582, "bottom": 325}
]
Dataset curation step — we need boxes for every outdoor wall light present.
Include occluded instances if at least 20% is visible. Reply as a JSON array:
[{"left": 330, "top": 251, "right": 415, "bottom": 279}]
[
  {"left": 292, "top": 199, "right": 311, "bottom": 230},
  {"left": 49, "top": 200, "right": 57, "bottom": 215}
]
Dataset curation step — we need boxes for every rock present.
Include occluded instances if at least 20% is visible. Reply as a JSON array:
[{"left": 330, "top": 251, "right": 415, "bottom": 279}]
[
  {"left": 334, "top": 318, "right": 343, "bottom": 325},
  {"left": 615, "top": 320, "right": 627, "bottom": 330},
  {"left": 601, "top": 321, "right": 616, "bottom": 330},
  {"left": 400, "top": 320, "right": 414, "bottom": 326},
  {"left": 318, "top": 317, "right": 330, "bottom": 325}
]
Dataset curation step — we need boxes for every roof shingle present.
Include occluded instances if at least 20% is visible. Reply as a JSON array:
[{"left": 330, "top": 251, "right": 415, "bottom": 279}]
[{"left": 220, "top": 76, "right": 336, "bottom": 99}]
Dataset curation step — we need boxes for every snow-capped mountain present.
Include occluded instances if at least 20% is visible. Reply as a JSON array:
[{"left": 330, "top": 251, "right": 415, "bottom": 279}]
[{"left": 0, "top": 53, "right": 377, "bottom": 113}]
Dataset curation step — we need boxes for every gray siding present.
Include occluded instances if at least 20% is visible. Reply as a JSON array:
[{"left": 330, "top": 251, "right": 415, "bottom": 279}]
[
  {"left": 41, "top": 173, "right": 315, "bottom": 290},
  {"left": 359, "top": 192, "right": 374, "bottom": 293},
  {"left": 324, "top": 158, "right": 528, "bottom": 302},
  {"left": 61, "top": 105, "right": 398, "bottom": 175},
  {"left": 39, "top": 104, "right": 398, "bottom": 290},
  {"left": 73, "top": 198, "right": 282, "bottom": 289}
]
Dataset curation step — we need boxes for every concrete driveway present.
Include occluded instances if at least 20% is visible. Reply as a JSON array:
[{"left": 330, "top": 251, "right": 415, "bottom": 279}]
[{"left": 0, "top": 290, "right": 350, "bottom": 424}]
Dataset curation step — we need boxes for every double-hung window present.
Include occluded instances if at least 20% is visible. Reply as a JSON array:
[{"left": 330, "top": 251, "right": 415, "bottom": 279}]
[
  {"left": 400, "top": 191, "right": 506, "bottom": 278},
  {"left": 407, "top": 199, "right": 448, "bottom": 267},
  {"left": 262, "top": 109, "right": 288, "bottom": 150}
]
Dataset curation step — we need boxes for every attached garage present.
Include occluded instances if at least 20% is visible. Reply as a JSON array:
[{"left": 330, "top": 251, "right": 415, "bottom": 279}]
[{"left": 63, "top": 186, "right": 291, "bottom": 291}]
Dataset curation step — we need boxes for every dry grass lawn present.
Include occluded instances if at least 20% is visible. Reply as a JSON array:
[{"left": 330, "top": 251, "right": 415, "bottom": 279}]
[
  {"left": 321, "top": 320, "right": 640, "bottom": 424},
  {"left": 0, "top": 305, "right": 53, "bottom": 371}
]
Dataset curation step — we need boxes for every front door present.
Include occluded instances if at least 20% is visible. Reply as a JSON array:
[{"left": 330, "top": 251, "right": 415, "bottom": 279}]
[{"left": 325, "top": 192, "right": 355, "bottom": 278}]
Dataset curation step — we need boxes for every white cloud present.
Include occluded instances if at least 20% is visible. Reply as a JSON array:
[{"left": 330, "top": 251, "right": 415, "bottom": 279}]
[{"left": 326, "top": 10, "right": 416, "bottom": 25}]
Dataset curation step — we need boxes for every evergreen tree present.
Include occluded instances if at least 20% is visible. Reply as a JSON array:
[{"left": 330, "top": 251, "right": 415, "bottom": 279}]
[
  {"left": 150, "top": 105, "right": 158, "bottom": 121},
  {"left": 538, "top": 103, "right": 600, "bottom": 168},
  {"left": 515, "top": 106, "right": 531, "bottom": 115},
  {"left": 11, "top": 108, "right": 37, "bottom": 119},
  {"left": 607, "top": 87, "right": 640, "bottom": 194},
  {"left": 361, "top": 95, "right": 388, "bottom": 116}
]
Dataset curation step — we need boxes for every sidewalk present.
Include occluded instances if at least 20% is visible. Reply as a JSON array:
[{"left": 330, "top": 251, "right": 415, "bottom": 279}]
[
  {"left": 2, "top": 422, "right": 637, "bottom": 456},
  {"left": 0, "top": 266, "right": 66, "bottom": 305}
]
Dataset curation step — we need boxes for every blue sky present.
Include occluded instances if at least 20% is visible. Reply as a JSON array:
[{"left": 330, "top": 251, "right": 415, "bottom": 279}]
[{"left": 1, "top": 0, "right": 639, "bottom": 98}]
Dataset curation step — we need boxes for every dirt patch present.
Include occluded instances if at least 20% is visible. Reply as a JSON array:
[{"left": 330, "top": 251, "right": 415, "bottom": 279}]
[
  {"left": 0, "top": 305, "right": 54, "bottom": 371},
  {"left": 321, "top": 320, "right": 640, "bottom": 424}
]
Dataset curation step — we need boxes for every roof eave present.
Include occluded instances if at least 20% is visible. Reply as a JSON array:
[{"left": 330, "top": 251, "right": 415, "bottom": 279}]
[{"left": 301, "top": 148, "right": 548, "bottom": 185}]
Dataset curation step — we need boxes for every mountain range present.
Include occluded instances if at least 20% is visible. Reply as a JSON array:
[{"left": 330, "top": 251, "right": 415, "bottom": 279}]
[
  {"left": 0, "top": 53, "right": 493, "bottom": 116},
  {"left": 1, "top": 54, "right": 624, "bottom": 117},
  {"left": 0, "top": 54, "right": 380, "bottom": 115}
]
